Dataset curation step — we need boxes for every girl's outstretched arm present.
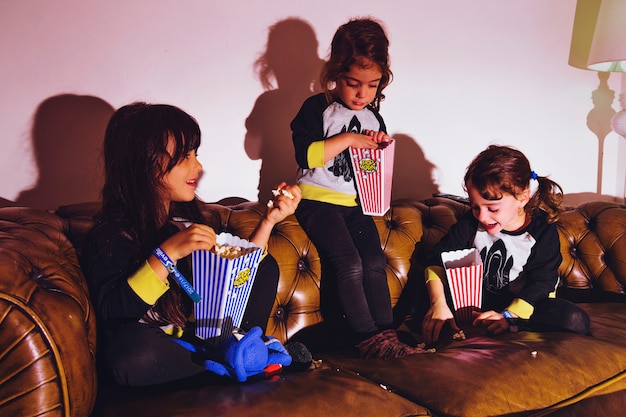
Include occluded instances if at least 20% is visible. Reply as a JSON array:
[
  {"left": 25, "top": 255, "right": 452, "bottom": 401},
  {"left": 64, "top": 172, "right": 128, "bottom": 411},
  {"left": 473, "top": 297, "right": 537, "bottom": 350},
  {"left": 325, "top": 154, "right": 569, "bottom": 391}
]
[{"left": 249, "top": 183, "right": 301, "bottom": 248}]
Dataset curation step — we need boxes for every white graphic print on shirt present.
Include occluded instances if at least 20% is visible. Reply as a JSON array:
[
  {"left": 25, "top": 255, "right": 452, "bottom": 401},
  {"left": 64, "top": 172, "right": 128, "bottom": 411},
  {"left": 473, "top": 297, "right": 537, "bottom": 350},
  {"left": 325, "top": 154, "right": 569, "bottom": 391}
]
[
  {"left": 309, "top": 102, "right": 382, "bottom": 193},
  {"left": 473, "top": 226, "right": 536, "bottom": 292},
  {"left": 327, "top": 114, "right": 363, "bottom": 182}
]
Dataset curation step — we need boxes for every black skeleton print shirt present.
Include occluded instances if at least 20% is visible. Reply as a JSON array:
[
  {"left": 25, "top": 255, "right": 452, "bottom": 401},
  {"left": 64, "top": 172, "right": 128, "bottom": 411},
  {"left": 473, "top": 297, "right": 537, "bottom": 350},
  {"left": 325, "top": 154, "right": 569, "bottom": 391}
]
[{"left": 428, "top": 209, "right": 562, "bottom": 309}]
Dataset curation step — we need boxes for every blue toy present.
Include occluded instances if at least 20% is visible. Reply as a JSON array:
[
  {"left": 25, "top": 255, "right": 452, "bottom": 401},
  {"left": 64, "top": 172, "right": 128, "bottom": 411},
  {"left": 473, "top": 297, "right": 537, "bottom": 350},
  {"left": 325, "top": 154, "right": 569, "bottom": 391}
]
[{"left": 174, "top": 326, "right": 292, "bottom": 382}]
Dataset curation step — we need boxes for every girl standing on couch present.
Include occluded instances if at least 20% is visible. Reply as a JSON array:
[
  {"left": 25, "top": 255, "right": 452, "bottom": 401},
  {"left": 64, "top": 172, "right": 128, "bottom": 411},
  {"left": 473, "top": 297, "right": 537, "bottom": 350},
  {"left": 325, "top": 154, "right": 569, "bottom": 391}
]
[
  {"left": 421, "top": 145, "right": 590, "bottom": 345},
  {"left": 291, "top": 17, "right": 425, "bottom": 359},
  {"left": 81, "top": 102, "right": 301, "bottom": 386}
]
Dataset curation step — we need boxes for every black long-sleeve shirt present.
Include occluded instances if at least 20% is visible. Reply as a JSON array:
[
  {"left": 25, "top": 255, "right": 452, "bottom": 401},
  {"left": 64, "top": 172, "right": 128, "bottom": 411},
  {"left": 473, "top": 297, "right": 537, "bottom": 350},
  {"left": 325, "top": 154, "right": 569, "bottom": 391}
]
[
  {"left": 428, "top": 210, "right": 561, "bottom": 316},
  {"left": 80, "top": 221, "right": 190, "bottom": 332}
]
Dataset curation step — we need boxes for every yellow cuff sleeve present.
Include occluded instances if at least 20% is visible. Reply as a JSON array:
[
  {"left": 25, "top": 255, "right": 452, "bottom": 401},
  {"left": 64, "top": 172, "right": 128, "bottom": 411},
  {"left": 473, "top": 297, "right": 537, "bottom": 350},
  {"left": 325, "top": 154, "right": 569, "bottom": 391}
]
[
  {"left": 506, "top": 298, "right": 534, "bottom": 320},
  {"left": 127, "top": 261, "right": 170, "bottom": 305},
  {"left": 307, "top": 140, "right": 326, "bottom": 168},
  {"left": 425, "top": 266, "right": 446, "bottom": 284},
  {"left": 161, "top": 324, "right": 184, "bottom": 338}
]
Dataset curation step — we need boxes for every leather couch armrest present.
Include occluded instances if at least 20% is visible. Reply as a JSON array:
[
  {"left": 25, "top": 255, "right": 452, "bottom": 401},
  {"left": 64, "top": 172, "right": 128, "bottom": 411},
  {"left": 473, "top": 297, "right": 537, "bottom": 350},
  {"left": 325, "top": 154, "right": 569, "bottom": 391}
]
[{"left": 0, "top": 207, "right": 97, "bottom": 417}]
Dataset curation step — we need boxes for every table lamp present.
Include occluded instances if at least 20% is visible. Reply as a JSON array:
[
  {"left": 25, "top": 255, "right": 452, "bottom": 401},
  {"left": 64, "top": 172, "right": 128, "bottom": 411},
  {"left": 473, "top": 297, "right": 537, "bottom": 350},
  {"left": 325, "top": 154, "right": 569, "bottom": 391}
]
[{"left": 587, "top": 0, "right": 626, "bottom": 138}]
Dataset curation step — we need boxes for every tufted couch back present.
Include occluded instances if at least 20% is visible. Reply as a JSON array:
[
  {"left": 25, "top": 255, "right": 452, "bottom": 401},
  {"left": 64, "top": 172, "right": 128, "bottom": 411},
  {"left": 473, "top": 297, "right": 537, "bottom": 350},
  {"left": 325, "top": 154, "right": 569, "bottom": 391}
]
[
  {"left": 54, "top": 197, "right": 626, "bottom": 342},
  {"left": 556, "top": 201, "right": 626, "bottom": 296}
]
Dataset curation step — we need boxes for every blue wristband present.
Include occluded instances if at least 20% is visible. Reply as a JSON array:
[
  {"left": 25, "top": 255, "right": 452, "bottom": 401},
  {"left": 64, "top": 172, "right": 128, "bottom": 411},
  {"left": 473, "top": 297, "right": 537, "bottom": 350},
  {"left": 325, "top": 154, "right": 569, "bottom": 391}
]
[
  {"left": 501, "top": 310, "right": 518, "bottom": 333},
  {"left": 153, "top": 247, "right": 202, "bottom": 303},
  {"left": 501, "top": 310, "right": 514, "bottom": 319}
]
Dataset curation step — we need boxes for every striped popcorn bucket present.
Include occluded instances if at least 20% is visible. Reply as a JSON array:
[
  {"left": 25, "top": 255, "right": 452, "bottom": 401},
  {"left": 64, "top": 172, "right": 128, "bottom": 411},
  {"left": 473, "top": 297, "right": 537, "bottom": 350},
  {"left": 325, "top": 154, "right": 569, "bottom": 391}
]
[
  {"left": 349, "top": 139, "right": 395, "bottom": 216},
  {"left": 192, "top": 233, "right": 263, "bottom": 344},
  {"left": 441, "top": 248, "right": 484, "bottom": 326}
]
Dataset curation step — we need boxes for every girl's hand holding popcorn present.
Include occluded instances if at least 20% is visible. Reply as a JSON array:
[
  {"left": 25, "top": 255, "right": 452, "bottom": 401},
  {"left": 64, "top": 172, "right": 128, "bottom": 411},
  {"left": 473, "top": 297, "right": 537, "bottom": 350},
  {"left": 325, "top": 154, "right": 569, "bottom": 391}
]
[
  {"left": 248, "top": 182, "right": 301, "bottom": 250},
  {"left": 265, "top": 182, "right": 301, "bottom": 224}
]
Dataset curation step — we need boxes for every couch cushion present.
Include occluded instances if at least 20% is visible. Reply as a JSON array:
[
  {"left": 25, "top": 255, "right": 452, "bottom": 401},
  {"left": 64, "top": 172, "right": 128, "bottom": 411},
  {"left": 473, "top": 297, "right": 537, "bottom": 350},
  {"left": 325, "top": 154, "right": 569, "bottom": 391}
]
[
  {"left": 91, "top": 362, "right": 431, "bottom": 417},
  {"left": 320, "top": 302, "right": 626, "bottom": 417}
]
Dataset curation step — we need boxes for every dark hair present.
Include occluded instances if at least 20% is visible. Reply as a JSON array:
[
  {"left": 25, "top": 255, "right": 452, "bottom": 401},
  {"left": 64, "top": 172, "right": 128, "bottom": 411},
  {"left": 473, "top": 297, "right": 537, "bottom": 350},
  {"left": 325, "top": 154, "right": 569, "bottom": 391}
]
[
  {"left": 100, "top": 102, "right": 202, "bottom": 237},
  {"left": 99, "top": 102, "right": 203, "bottom": 327},
  {"left": 464, "top": 145, "right": 563, "bottom": 223},
  {"left": 320, "top": 17, "right": 392, "bottom": 111}
]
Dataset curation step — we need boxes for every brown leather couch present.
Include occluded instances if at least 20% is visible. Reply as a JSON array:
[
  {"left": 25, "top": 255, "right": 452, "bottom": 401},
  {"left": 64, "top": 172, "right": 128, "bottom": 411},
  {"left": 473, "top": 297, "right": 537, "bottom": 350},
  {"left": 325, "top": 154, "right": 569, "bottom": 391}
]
[{"left": 1, "top": 197, "right": 625, "bottom": 417}]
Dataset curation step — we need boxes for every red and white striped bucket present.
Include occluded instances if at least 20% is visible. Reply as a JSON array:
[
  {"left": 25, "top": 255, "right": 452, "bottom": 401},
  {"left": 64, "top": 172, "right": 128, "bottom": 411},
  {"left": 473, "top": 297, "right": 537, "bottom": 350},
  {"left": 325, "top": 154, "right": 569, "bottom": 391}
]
[
  {"left": 349, "top": 139, "right": 395, "bottom": 216},
  {"left": 441, "top": 248, "right": 484, "bottom": 326}
]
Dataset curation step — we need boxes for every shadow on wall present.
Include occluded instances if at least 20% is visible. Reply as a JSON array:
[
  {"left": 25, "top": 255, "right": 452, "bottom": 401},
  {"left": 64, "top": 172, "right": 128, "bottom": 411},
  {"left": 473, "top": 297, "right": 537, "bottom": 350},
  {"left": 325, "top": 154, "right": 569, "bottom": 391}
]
[
  {"left": 15, "top": 94, "right": 114, "bottom": 210},
  {"left": 391, "top": 133, "right": 440, "bottom": 201},
  {"left": 244, "top": 17, "right": 325, "bottom": 203}
]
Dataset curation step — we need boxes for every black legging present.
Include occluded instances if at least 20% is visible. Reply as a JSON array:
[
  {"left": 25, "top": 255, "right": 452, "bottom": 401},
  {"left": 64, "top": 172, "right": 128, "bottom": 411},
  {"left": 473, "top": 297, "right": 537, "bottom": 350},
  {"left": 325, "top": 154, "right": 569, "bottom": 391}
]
[
  {"left": 104, "top": 254, "right": 280, "bottom": 386},
  {"left": 295, "top": 199, "right": 392, "bottom": 340},
  {"left": 528, "top": 297, "right": 590, "bottom": 334},
  {"left": 481, "top": 291, "right": 590, "bottom": 335}
]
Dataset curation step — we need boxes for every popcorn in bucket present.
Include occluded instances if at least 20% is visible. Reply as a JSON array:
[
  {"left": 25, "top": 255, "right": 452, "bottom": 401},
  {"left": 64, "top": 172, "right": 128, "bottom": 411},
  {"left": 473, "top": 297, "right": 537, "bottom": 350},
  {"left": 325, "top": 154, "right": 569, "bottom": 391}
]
[
  {"left": 192, "top": 233, "right": 263, "bottom": 344},
  {"left": 441, "top": 248, "right": 484, "bottom": 326},
  {"left": 349, "top": 139, "right": 395, "bottom": 216}
]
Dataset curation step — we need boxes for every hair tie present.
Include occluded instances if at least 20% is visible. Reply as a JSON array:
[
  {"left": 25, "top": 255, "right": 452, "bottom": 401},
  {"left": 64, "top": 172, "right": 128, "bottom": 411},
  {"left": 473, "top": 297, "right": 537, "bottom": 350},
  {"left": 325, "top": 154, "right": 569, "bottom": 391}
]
[{"left": 530, "top": 171, "right": 538, "bottom": 180}]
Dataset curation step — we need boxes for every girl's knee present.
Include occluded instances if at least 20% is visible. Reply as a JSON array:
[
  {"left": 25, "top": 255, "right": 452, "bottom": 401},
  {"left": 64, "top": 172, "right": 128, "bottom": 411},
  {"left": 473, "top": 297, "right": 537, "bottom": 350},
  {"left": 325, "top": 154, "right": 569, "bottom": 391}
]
[
  {"left": 566, "top": 309, "right": 591, "bottom": 335},
  {"left": 337, "top": 262, "right": 363, "bottom": 283}
]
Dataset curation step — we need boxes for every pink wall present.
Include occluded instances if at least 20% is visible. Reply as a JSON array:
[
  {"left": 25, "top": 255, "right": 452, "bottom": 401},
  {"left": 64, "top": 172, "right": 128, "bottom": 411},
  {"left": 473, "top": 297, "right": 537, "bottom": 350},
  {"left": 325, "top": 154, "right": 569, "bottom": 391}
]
[{"left": 1, "top": 0, "right": 624, "bottom": 209}]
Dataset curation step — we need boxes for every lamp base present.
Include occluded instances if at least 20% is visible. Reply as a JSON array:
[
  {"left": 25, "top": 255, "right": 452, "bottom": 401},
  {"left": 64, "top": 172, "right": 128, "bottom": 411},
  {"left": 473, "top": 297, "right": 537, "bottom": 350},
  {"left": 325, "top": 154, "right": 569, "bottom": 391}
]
[{"left": 611, "top": 93, "right": 626, "bottom": 137}]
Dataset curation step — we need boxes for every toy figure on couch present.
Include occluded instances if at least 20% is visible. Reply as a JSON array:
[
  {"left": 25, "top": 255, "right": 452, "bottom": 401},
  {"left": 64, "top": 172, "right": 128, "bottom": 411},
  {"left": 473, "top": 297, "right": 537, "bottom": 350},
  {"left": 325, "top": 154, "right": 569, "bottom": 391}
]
[
  {"left": 81, "top": 102, "right": 302, "bottom": 386},
  {"left": 420, "top": 145, "right": 590, "bottom": 345},
  {"left": 291, "top": 17, "right": 427, "bottom": 359}
]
